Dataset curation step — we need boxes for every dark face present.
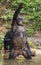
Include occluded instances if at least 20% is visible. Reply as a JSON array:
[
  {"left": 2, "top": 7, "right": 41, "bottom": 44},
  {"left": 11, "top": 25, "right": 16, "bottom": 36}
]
[{"left": 17, "top": 20, "right": 23, "bottom": 25}]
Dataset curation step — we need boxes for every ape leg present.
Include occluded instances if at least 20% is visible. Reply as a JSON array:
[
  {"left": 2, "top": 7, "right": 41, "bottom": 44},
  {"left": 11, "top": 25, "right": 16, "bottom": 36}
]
[
  {"left": 26, "top": 42, "right": 32, "bottom": 55},
  {"left": 22, "top": 47, "right": 32, "bottom": 59},
  {"left": 9, "top": 49, "right": 19, "bottom": 59}
]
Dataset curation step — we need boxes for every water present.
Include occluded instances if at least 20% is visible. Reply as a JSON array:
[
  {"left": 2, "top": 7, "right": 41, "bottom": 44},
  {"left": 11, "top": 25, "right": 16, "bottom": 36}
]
[{"left": 0, "top": 55, "right": 41, "bottom": 65}]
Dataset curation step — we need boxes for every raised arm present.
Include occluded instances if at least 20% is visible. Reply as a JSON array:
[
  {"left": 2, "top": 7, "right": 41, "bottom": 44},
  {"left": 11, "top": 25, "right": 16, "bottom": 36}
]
[{"left": 11, "top": 3, "right": 23, "bottom": 32}]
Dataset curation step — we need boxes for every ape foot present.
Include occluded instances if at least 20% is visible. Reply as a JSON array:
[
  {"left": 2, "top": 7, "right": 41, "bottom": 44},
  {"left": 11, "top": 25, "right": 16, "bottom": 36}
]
[{"left": 9, "top": 49, "right": 19, "bottom": 59}]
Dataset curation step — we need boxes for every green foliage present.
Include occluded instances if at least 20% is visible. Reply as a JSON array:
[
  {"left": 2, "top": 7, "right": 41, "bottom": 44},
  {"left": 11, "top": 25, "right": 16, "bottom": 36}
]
[
  {"left": 1, "top": 0, "right": 41, "bottom": 21},
  {"left": 31, "top": 21, "right": 41, "bottom": 31},
  {"left": 0, "top": 0, "right": 41, "bottom": 36},
  {"left": 0, "top": 35, "right": 4, "bottom": 49},
  {"left": 1, "top": 9, "right": 13, "bottom": 20},
  {"left": 5, "top": 22, "right": 11, "bottom": 29},
  {"left": 29, "top": 41, "right": 36, "bottom": 48},
  {"left": 0, "top": 35, "right": 11, "bottom": 50},
  {"left": 26, "top": 29, "right": 34, "bottom": 36}
]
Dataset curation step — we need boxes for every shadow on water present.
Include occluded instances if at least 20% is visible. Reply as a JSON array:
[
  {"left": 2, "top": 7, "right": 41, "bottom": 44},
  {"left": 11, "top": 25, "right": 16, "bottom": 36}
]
[{"left": 0, "top": 54, "right": 41, "bottom": 65}]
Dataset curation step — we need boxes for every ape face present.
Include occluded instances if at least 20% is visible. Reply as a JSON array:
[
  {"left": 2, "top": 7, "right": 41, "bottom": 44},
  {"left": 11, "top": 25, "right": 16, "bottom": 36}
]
[
  {"left": 17, "top": 20, "right": 23, "bottom": 25},
  {"left": 17, "top": 17, "right": 23, "bottom": 26}
]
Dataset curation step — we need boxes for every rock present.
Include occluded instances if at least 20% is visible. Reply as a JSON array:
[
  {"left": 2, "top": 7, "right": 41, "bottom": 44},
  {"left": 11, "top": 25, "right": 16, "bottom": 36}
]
[{"left": 31, "top": 48, "right": 36, "bottom": 56}]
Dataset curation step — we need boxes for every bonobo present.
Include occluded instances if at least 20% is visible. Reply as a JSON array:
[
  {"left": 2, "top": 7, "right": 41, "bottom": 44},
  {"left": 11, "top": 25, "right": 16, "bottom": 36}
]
[{"left": 4, "top": 3, "right": 32, "bottom": 59}]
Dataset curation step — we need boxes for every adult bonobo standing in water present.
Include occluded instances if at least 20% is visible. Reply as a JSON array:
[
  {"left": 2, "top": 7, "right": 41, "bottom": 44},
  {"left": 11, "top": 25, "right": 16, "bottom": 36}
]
[
  {"left": 4, "top": 3, "right": 32, "bottom": 59},
  {"left": 9, "top": 17, "right": 32, "bottom": 59}
]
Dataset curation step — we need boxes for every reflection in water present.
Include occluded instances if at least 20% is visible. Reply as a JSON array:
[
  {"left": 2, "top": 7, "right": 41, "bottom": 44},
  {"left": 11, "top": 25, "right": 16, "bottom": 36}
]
[{"left": 0, "top": 55, "right": 41, "bottom": 65}]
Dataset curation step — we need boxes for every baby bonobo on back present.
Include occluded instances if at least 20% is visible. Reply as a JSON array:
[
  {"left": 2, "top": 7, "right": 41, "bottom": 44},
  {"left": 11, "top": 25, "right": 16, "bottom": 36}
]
[{"left": 4, "top": 3, "right": 32, "bottom": 59}]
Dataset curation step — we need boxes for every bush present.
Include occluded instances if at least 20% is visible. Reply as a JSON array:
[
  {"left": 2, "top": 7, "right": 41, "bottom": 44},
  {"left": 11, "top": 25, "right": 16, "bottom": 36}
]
[
  {"left": 29, "top": 41, "right": 36, "bottom": 48},
  {"left": 0, "top": 35, "right": 4, "bottom": 49},
  {"left": 0, "top": 0, "right": 41, "bottom": 36},
  {"left": 26, "top": 29, "right": 34, "bottom": 36}
]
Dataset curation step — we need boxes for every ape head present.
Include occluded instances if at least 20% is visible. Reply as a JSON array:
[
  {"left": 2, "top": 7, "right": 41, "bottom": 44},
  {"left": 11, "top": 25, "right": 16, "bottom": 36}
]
[{"left": 17, "top": 17, "right": 23, "bottom": 26}]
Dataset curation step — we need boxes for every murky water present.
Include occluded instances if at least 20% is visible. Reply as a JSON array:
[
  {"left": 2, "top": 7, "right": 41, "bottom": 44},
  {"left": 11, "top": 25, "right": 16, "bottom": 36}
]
[{"left": 0, "top": 55, "right": 41, "bottom": 65}]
